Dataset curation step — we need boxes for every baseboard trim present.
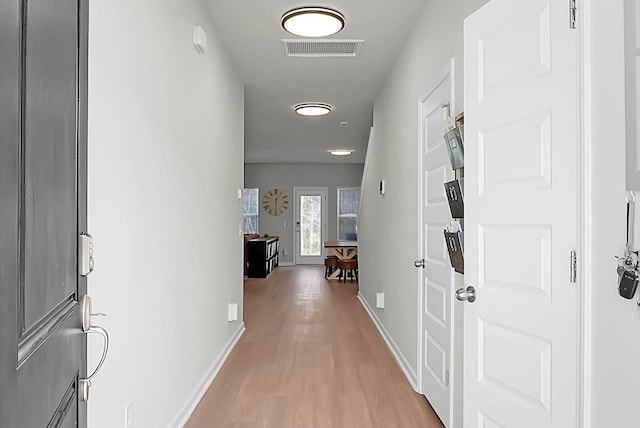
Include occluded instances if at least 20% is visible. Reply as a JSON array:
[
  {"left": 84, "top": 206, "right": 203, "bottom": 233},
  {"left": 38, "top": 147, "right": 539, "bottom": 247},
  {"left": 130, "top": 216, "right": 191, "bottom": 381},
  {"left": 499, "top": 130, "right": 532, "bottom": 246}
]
[
  {"left": 357, "top": 292, "right": 418, "bottom": 391},
  {"left": 168, "top": 322, "right": 246, "bottom": 428},
  {"left": 278, "top": 261, "right": 295, "bottom": 267}
]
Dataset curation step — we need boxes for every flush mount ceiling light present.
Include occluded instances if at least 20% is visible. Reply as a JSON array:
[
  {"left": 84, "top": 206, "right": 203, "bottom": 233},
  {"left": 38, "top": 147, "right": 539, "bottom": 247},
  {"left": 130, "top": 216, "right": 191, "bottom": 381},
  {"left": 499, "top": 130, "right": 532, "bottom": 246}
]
[
  {"left": 281, "top": 7, "right": 345, "bottom": 38},
  {"left": 328, "top": 148, "right": 354, "bottom": 156},
  {"left": 294, "top": 103, "right": 332, "bottom": 116}
]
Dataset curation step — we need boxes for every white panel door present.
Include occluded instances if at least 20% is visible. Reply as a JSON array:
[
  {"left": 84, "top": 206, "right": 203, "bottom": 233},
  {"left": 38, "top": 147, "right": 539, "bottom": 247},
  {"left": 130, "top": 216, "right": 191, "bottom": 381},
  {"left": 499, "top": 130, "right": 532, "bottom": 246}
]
[
  {"left": 417, "top": 61, "right": 455, "bottom": 426},
  {"left": 463, "top": 1, "right": 579, "bottom": 427}
]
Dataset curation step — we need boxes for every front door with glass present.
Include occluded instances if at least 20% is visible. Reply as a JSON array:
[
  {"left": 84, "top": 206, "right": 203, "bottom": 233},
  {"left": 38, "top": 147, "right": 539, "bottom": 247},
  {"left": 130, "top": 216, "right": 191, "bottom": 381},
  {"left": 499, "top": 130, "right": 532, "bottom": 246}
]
[{"left": 294, "top": 188, "right": 328, "bottom": 265}]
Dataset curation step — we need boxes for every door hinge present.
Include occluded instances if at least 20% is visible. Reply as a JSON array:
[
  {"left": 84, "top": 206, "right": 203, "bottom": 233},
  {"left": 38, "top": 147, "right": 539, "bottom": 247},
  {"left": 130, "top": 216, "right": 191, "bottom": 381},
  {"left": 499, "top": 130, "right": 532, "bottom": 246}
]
[
  {"left": 444, "top": 369, "right": 450, "bottom": 386},
  {"left": 570, "top": 0, "right": 577, "bottom": 29},
  {"left": 570, "top": 250, "right": 577, "bottom": 283}
]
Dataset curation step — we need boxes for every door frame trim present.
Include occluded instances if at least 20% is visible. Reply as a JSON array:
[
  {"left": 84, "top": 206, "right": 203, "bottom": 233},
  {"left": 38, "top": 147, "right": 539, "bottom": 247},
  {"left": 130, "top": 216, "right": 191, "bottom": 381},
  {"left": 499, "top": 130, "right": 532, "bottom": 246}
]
[
  {"left": 78, "top": 0, "right": 89, "bottom": 423},
  {"left": 0, "top": 1, "right": 20, "bottom": 424},
  {"left": 578, "top": 1, "right": 592, "bottom": 427},
  {"left": 293, "top": 187, "right": 328, "bottom": 265},
  {"left": 416, "top": 58, "right": 456, "bottom": 421}
]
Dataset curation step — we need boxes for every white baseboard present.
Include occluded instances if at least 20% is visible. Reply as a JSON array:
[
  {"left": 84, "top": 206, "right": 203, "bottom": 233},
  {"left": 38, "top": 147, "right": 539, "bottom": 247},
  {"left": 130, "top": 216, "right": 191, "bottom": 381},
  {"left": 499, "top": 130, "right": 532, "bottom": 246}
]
[
  {"left": 278, "top": 261, "right": 295, "bottom": 267},
  {"left": 357, "top": 292, "right": 418, "bottom": 390},
  {"left": 167, "top": 322, "right": 246, "bottom": 428}
]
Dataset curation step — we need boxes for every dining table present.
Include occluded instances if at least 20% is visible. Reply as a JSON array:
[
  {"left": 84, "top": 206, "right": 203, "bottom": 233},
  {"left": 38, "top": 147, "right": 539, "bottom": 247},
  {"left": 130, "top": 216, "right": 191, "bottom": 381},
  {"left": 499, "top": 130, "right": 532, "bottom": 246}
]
[{"left": 323, "top": 240, "right": 357, "bottom": 280}]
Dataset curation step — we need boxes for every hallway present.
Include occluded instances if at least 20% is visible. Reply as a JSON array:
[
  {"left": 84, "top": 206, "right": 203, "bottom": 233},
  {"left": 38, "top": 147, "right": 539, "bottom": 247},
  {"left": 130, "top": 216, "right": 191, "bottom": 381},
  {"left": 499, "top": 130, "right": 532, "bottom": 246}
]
[{"left": 185, "top": 266, "right": 443, "bottom": 427}]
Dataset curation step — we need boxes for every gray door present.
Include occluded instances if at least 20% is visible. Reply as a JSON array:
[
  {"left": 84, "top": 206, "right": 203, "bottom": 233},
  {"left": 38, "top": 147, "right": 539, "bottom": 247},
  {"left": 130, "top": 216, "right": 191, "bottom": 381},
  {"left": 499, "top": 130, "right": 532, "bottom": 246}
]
[{"left": 0, "top": 0, "right": 89, "bottom": 427}]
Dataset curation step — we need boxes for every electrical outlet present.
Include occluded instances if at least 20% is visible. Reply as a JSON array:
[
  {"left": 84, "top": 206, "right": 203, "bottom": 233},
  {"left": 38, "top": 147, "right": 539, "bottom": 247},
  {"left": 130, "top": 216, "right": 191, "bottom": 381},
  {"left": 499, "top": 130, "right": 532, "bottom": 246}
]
[
  {"left": 125, "top": 401, "right": 133, "bottom": 428},
  {"left": 376, "top": 292, "right": 385, "bottom": 309},
  {"left": 228, "top": 303, "right": 238, "bottom": 321}
]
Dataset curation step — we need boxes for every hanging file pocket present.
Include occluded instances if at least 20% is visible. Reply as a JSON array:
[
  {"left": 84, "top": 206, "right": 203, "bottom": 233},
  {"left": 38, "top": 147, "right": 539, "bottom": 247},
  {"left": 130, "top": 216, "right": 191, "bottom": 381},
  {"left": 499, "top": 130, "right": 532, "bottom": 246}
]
[
  {"left": 444, "top": 126, "right": 465, "bottom": 170},
  {"left": 444, "top": 230, "right": 464, "bottom": 274},
  {"left": 444, "top": 178, "right": 464, "bottom": 219}
]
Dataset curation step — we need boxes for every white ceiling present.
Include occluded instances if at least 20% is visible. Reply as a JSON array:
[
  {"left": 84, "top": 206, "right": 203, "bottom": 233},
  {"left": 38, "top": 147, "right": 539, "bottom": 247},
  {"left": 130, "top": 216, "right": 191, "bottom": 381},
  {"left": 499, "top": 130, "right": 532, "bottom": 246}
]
[{"left": 204, "top": 1, "right": 427, "bottom": 164}]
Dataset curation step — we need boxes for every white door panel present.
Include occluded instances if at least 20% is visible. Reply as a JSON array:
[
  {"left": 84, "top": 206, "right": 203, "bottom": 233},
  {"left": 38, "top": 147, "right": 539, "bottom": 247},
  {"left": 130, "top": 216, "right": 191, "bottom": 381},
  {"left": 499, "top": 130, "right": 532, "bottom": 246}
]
[
  {"left": 464, "top": 0, "right": 579, "bottom": 427},
  {"left": 426, "top": 227, "right": 449, "bottom": 265}
]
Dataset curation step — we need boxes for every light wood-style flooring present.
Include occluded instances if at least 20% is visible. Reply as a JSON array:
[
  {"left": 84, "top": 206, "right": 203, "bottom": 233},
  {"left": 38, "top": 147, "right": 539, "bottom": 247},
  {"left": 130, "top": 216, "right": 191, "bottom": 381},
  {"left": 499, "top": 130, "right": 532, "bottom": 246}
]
[{"left": 185, "top": 266, "right": 443, "bottom": 428}]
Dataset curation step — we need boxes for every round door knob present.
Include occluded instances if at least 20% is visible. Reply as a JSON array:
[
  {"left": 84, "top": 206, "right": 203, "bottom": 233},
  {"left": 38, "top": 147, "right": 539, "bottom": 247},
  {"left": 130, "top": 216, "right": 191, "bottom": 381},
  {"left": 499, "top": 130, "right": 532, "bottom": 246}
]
[
  {"left": 414, "top": 259, "right": 425, "bottom": 268},
  {"left": 455, "top": 286, "right": 477, "bottom": 303}
]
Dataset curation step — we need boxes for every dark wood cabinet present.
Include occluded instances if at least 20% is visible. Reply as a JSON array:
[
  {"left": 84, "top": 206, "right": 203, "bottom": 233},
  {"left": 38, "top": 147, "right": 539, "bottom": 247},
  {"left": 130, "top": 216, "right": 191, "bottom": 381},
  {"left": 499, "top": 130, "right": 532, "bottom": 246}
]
[{"left": 247, "top": 237, "right": 279, "bottom": 278}]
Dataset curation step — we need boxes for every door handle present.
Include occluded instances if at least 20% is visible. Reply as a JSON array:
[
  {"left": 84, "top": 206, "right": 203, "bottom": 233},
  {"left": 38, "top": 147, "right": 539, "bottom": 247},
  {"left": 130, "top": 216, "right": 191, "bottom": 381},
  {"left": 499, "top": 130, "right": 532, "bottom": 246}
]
[
  {"left": 80, "top": 326, "right": 109, "bottom": 402},
  {"left": 79, "top": 295, "right": 110, "bottom": 402},
  {"left": 414, "top": 259, "right": 425, "bottom": 268},
  {"left": 455, "top": 286, "right": 477, "bottom": 303}
]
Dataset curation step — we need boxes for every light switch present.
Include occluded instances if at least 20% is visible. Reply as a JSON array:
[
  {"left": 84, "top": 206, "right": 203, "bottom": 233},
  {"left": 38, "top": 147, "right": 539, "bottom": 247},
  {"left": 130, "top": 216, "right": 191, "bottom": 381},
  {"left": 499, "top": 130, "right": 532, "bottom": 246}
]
[{"left": 192, "top": 25, "right": 207, "bottom": 54}]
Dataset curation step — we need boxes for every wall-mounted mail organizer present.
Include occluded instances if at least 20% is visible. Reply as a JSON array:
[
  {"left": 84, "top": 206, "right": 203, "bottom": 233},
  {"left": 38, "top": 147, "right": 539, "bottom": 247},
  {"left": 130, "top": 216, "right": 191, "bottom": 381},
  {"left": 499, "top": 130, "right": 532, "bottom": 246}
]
[{"left": 442, "top": 110, "right": 465, "bottom": 274}]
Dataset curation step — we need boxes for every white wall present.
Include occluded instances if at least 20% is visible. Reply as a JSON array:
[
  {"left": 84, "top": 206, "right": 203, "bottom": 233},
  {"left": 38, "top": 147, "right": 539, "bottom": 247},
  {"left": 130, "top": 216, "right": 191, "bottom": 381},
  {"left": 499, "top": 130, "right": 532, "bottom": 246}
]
[
  {"left": 244, "top": 163, "right": 363, "bottom": 264},
  {"left": 87, "top": 1, "right": 245, "bottom": 427},
  {"left": 587, "top": 1, "right": 640, "bottom": 426},
  {"left": 358, "top": 0, "right": 487, "bottom": 382}
]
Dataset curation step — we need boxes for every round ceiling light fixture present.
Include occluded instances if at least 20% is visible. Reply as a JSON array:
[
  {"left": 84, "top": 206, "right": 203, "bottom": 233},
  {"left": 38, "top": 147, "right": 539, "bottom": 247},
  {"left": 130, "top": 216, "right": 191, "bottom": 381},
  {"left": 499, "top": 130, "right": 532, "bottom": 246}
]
[
  {"left": 294, "top": 103, "right": 332, "bottom": 117},
  {"left": 328, "top": 148, "right": 354, "bottom": 156},
  {"left": 281, "top": 7, "right": 345, "bottom": 38}
]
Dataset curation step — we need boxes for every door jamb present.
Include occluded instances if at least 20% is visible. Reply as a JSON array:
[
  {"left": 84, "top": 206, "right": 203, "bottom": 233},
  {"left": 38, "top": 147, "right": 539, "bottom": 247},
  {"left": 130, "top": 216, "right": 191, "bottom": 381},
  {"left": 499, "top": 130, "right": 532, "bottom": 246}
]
[
  {"left": 78, "top": 0, "right": 89, "bottom": 422},
  {"left": 578, "top": 1, "right": 592, "bottom": 427}
]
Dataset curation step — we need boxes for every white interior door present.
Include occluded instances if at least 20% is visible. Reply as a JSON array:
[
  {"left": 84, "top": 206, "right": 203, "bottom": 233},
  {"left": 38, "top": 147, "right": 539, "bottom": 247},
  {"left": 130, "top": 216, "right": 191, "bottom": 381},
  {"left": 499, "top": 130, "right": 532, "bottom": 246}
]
[
  {"left": 417, "top": 60, "right": 455, "bottom": 427},
  {"left": 294, "top": 187, "right": 328, "bottom": 265},
  {"left": 463, "top": 1, "right": 580, "bottom": 427}
]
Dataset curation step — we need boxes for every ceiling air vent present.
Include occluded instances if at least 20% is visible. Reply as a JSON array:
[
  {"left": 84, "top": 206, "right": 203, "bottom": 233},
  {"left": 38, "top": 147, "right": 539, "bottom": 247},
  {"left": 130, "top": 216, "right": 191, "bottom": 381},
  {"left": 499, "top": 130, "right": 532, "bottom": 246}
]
[{"left": 282, "top": 39, "right": 365, "bottom": 57}]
